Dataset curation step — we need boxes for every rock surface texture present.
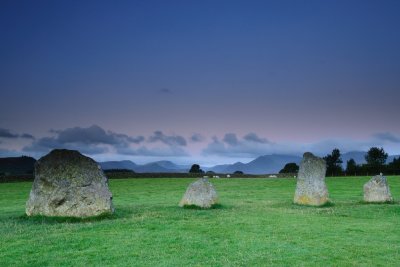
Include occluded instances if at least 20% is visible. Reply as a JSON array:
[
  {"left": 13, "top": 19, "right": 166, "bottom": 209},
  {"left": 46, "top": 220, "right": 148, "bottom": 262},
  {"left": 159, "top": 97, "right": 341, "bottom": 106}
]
[
  {"left": 179, "top": 178, "right": 218, "bottom": 208},
  {"left": 363, "top": 174, "right": 393, "bottom": 203},
  {"left": 26, "top": 149, "right": 114, "bottom": 217},
  {"left": 294, "top": 152, "right": 329, "bottom": 206}
]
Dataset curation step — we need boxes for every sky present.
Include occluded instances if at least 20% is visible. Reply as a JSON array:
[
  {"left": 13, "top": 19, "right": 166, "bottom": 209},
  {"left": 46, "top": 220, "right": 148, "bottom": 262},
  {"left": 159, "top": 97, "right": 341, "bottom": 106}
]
[{"left": 1, "top": 0, "right": 400, "bottom": 165}]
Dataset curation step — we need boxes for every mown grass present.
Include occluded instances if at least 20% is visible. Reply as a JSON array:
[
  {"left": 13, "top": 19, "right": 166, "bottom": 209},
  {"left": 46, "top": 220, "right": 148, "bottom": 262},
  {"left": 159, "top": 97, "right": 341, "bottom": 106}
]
[{"left": 0, "top": 176, "right": 399, "bottom": 266}]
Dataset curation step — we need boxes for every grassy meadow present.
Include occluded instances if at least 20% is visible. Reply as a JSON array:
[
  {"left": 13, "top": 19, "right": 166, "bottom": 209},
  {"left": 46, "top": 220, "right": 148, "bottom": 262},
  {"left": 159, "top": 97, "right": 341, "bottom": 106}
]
[{"left": 0, "top": 176, "right": 399, "bottom": 266}]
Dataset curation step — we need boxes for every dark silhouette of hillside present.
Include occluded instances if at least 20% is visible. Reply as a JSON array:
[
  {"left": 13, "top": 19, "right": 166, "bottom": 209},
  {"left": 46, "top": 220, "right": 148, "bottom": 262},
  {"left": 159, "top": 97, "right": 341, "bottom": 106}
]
[{"left": 0, "top": 156, "right": 36, "bottom": 176}]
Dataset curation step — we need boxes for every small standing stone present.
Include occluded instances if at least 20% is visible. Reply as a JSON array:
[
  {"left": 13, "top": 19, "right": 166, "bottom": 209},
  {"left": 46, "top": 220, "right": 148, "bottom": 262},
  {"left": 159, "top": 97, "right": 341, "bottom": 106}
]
[
  {"left": 26, "top": 149, "right": 114, "bottom": 217},
  {"left": 363, "top": 174, "right": 393, "bottom": 203},
  {"left": 294, "top": 152, "right": 329, "bottom": 206},
  {"left": 179, "top": 178, "right": 218, "bottom": 208}
]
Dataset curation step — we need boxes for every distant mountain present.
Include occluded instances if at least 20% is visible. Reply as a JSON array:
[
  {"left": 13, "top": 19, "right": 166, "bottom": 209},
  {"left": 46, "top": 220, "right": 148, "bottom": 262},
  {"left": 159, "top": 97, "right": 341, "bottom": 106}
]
[
  {"left": 99, "top": 160, "right": 190, "bottom": 173},
  {"left": 150, "top": 161, "right": 191, "bottom": 171},
  {"left": 207, "top": 154, "right": 302, "bottom": 174},
  {"left": 98, "top": 160, "right": 138, "bottom": 171},
  {"left": 1, "top": 151, "right": 399, "bottom": 177},
  {"left": 207, "top": 152, "right": 400, "bottom": 174},
  {"left": 96, "top": 152, "right": 400, "bottom": 175},
  {"left": 0, "top": 156, "right": 36, "bottom": 175},
  {"left": 134, "top": 161, "right": 188, "bottom": 172}
]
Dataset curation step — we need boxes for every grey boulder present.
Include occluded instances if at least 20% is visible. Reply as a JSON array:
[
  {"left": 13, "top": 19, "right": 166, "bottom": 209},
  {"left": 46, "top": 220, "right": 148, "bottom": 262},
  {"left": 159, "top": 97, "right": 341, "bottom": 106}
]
[
  {"left": 364, "top": 174, "right": 393, "bottom": 203},
  {"left": 26, "top": 149, "right": 114, "bottom": 217},
  {"left": 179, "top": 178, "right": 218, "bottom": 208},
  {"left": 294, "top": 152, "right": 329, "bottom": 206}
]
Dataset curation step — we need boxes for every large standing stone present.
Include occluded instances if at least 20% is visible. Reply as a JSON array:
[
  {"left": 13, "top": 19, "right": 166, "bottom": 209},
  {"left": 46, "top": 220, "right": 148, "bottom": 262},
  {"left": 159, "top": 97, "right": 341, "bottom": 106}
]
[
  {"left": 363, "top": 174, "right": 393, "bottom": 203},
  {"left": 26, "top": 149, "right": 114, "bottom": 217},
  {"left": 179, "top": 178, "right": 218, "bottom": 208},
  {"left": 294, "top": 152, "right": 329, "bottom": 206}
]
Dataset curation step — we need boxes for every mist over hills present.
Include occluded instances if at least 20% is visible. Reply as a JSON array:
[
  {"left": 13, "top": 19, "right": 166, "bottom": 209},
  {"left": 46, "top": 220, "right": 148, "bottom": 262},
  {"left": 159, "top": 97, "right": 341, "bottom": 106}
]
[
  {"left": 205, "top": 154, "right": 302, "bottom": 174},
  {"left": 99, "top": 151, "right": 400, "bottom": 174},
  {"left": 99, "top": 160, "right": 138, "bottom": 171},
  {"left": 98, "top": 155, "right": 303, "bottom": 174},
  {"left": 1, "top": 152, "right": 399, "bottom": 176},
  {"left": 98, "top": 160, "right": 191, "bottom": 173}
]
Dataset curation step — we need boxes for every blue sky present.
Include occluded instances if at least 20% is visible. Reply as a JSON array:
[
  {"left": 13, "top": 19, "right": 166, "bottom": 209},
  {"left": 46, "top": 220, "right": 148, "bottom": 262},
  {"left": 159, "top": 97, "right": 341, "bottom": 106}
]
[{"left": 1, "top": 0, "right": 400, "bottom": 165}]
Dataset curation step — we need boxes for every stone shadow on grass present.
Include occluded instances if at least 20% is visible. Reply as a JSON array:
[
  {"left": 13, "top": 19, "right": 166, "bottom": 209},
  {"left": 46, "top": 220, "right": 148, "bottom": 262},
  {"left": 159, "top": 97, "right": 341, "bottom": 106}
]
[
  {"left": 17, "top": 212, "right": 115, "bottom": 224},
  {"left": 292, "top": 201, "right": 335, "bottom": 208},
  {"left": 181, "top": 203, "right": 226, "bottom": 210},
  {"left": 16, "top": 206, "right": 142, "bottom": 224},
  {"left": 358, "top": 200, "right": 397, "bottom": 205}
]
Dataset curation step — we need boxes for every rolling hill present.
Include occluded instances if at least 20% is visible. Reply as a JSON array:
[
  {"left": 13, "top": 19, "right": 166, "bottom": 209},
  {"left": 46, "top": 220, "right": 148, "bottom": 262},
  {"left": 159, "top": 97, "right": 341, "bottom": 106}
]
[
  {"left": 1, "top": 152, "right": 398, "bottom": 176},
  {"left": 0, "top": 156, "right": 36, "bottom": 175}
]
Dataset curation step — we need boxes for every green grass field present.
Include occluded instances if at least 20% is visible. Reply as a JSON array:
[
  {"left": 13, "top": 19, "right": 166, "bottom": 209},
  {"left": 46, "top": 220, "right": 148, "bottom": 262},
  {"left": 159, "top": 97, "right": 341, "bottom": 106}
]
[{"left": 0, "top": 177, "right": 399, "bottom": 266}]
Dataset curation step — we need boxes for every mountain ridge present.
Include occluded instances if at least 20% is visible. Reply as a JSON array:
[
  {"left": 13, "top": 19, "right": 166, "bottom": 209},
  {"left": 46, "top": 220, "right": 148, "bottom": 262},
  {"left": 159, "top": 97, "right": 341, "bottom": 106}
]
[
  {"left": 99, "top": 152, "right": 400, "bottom": 174},
  {"left": 1, "top": 152, "right": 398, "bottom": 176}
]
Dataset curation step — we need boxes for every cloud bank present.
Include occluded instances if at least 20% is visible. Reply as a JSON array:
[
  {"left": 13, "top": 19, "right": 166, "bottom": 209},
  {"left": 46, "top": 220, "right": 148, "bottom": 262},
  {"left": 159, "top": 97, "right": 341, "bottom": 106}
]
[
  {"left": 1, "top": 125, "right": 400, "bottom": 163},
  {"left": 0, "top": 128, "right": 34, "bottom": 139},
  {"left": 21, "top": 125, "right": 188, "bottom": 158},
  {"left": 202, "top": 132, "right": 400, "bottom": 158}
]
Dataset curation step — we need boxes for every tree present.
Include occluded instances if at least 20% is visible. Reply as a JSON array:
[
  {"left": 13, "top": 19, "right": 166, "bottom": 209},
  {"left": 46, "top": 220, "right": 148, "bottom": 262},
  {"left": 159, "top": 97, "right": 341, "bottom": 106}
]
[
  {"left": 365, "top": 147, "right": 388, "bottom": 167},
  {"left": 279, "top": 162, "right": 299, "bottom": 174},
  {"left": 323, "top": 148, "right": 343, "bottom": 176},
  {"left": 345, "top": 158, "right": 357, "bottom": 176},
  {"left": 387, "top": 157, "right": 400, "bottom": 175},
  {"left": 189, "top": 164, "right": 204, "bottom": 174},
  {"left": 233, "top": 170, "right": 244, "bottom": 175}
]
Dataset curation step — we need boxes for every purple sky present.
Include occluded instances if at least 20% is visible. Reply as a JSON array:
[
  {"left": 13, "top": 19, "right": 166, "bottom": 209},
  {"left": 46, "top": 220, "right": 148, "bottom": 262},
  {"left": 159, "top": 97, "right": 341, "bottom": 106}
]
[{"left": 1, "top": 0, "right": 400, "bottom": 165}]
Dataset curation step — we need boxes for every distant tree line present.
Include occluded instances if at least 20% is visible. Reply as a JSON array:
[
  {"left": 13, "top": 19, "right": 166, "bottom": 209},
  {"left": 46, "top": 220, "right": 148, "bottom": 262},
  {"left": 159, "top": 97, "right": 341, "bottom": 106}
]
[
  {"left": 190, "top": 147, "right": 400, "bottom": 177},
  {"left": 325, "top": 147, "right": 400, "bottom": 176},
  {"left": 279, "top": 147, "right": 400, "bottom": 176}
]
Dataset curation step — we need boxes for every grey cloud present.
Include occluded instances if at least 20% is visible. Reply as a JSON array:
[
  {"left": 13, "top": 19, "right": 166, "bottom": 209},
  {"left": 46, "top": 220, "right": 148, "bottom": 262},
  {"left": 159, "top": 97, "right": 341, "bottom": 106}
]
[
  {"left": 202, "top": 133, "right": 397, "bottom": 158},
  {"left": 22, "top": 126, "right": 189, "bottom": 157},
  {"left": 0, "top": 128, "right": 35, "bottom": 139},
  {"left": 148, "top": 131, "right": 187, "bottom": 146},
  {"left": 203, "top": 135, "right": 273, "bottom": 158},
  {"left": 191, "top": 133, "right": 206, "bottom": 142},
  {"left": 127, "top": 135, "right": 145, "bottom": 144},
  {"left": 202, "top": 133, "right": 391, "bottom": 158},
  {"left": 23, "top": 136, "right": 109, "bottom": 155},
  {"left": 110, "top": 132, "right": 145, "bottom": 144},
  {"left": 57, "top": 125, "right": 124, "bottom": 145},
  {"left": 50, "top": 125, "right": 144, "bottom": 146},
  {"left": 223, "top": 133, "right": 239, "bottom": 146},
  {"left": 116, "top": 145, "right": 188, "bottom": 157},
  {"left": 0, "top": 128, "right": 20, "bottom": 138},
  {"left": 243, "top": 133, "right": 269, "bottom": 144},
  {"left": 21, "top": 133, "right": 35, "bottom": 139},
  {"left": 373, "top": 132, "right": 400, "bottom": 143},
  {"left": 23, "top": 125, "right": 145, "bottom": 155},
  {"left": 158, "top": 88, "right": 173, "bottom": 94},
  {"left": 49, "top": 129, "right": 61, "bottom": 134}
]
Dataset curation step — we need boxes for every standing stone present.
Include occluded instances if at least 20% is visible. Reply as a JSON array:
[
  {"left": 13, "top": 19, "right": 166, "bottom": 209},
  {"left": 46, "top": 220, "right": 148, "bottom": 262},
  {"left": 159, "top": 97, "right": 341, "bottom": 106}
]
[
  {"left": 179, "top": 178, "right": 218, "bottom": 208},
  {"left": 363, "top": 174, "right": 393, "bottom": 203},
  {"left": 294, "top": 152, "right": 329, "bottom": 206},
  {"left": 26, "top": 149, "right": 114, "bottom": 217}
]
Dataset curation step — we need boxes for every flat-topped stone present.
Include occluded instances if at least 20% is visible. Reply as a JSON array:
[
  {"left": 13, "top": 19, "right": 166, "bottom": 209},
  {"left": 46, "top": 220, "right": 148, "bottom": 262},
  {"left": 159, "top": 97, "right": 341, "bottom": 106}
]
[
  {"left": 364, "top": 174, "right": 393, "bottom": 203},
  {"left": 179, "top": 178, "right": 218, "bottom": 208}
]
